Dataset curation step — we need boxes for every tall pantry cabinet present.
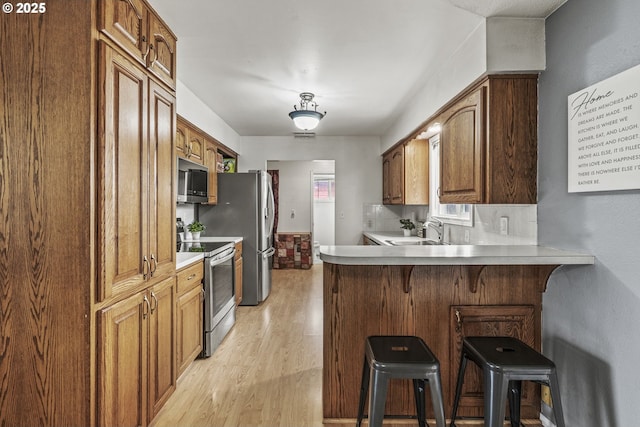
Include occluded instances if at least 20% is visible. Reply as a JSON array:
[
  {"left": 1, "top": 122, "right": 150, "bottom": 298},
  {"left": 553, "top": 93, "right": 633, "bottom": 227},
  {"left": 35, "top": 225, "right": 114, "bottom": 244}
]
[{"left": 0, "top": 1, "right": 178, "bottom": 426}]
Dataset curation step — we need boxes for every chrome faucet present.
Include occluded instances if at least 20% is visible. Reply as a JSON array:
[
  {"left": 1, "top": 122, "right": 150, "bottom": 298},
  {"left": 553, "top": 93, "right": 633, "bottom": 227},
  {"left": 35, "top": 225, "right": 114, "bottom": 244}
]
[{"left": 425, "top": 218, "right": 444, "bottom": 243}]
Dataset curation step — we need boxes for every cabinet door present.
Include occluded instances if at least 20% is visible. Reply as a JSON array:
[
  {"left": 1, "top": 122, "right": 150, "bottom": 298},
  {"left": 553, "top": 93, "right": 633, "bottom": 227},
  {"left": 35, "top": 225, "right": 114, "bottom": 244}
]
[
  {"left": 187, "top": 129, "right": 205, "bottom": 164},
  {"left": 177, "top": 283, "right": 204, "bottom": 377},
  {"left": 204, "top": 140, "right": 219, "bottom": 204},
  {"left": 99, "top": 0, "right": 148, "bottom": 65},
  {"left": 147, "top": 10, "right": 177, "bottom": 89},
  {"left": 403, "top": 138, "right": 429, "bottom": 205},
  {"left": 389, "top": 146, "right": 404, "bottom": 204},
  {"left": 99, "top": 43, "right": 149, "bottom": 302},
  {"left": 449, "top": 305, "right": 538, "bottom": 418},
  {"left": 440, "top": 87, "right": 485, "bottom": 204},
  {"left": 148, "top": 80, "right": 176, "bottom": 281},
  {"left": 176, "top": 119, "right": 188, "bottom": 158},
  {"left": 98, "top": 290, "right": 148, "bottom": 427},
  {"left": 382, "top": 153, "right": 391, "bottom": 204},
  {"left": 148, "top": 276, "right": 176, "bottom": 418}
]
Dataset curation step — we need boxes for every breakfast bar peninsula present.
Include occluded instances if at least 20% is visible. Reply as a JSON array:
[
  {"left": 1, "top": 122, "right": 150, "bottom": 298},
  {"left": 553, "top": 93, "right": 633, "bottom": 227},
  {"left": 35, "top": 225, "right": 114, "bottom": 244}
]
[{"left": 320, "top": 244, "right": 594, "bottom": 423}]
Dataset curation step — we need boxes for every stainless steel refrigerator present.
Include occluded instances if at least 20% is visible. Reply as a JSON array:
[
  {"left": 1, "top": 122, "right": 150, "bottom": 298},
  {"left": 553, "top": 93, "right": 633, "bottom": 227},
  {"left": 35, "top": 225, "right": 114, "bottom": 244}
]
[{"left": 199, "top": 171, "right": 275, "bottom": 305}]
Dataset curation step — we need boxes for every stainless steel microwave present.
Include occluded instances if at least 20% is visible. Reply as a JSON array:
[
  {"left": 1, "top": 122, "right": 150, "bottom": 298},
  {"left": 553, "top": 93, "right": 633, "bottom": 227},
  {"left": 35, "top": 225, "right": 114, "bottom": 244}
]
[{"left": 177, "top": 158, "right": 208, "bottom": 203}]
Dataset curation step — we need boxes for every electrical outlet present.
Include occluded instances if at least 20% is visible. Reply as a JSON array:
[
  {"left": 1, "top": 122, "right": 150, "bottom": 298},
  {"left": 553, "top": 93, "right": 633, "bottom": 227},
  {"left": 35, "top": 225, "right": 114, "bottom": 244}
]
[
  {"left": 500, "top": 216, "right": 509, "bottom": 235},
  {"left": 464, "top": 229, "right": 470, "bottom": 243}
]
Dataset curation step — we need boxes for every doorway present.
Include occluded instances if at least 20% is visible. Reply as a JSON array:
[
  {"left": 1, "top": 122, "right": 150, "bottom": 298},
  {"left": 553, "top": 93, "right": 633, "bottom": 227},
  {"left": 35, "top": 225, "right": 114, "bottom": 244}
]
[
  {"left": 312, "top": 170, "right": 335, "bottom": 262},
  {"left": 265, "top": 160, "right": 335, "bottom": 265}
]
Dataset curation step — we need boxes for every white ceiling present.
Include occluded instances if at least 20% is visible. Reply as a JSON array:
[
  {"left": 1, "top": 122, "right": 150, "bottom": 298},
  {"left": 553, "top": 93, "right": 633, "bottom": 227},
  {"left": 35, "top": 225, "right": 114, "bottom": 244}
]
[{"left": 149, "top": 0, "right": 567, "bottom": 137}]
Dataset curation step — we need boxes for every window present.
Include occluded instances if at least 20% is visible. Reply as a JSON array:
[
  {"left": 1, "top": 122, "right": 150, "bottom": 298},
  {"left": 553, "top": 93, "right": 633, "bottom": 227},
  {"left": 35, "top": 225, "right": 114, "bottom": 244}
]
[
  {"left": 428, "top": 136, "right": 473, "bottom": 226},
  {"left": 314, "top": 175, "right": 335, "bottom": 201}
]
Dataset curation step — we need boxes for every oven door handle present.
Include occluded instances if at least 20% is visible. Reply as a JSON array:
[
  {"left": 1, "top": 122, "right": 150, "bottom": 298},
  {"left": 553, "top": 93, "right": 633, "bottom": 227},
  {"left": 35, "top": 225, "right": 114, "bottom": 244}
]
[{"left": 209, "top": 249, "right": 236, "bottom": 267}]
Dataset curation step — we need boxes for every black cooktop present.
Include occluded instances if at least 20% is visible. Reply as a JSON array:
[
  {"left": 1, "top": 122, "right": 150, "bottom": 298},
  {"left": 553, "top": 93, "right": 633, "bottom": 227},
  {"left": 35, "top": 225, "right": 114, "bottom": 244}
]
[{"left": 178, "top": 240, "right": 234, "bottom": 256}]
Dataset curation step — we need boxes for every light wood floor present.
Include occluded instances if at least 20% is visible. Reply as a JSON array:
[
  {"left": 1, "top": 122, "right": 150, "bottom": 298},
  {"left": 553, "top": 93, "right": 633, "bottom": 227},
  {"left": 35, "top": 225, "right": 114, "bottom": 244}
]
[{"left": 152, "top": 264, "right": 542, "bottom": 427}]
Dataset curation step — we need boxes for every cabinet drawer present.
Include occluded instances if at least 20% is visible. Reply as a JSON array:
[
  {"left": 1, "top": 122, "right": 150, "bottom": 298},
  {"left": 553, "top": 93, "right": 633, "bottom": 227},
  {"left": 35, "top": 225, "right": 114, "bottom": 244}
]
[{"left": 176, "top": 262, "right": 203, "bottom": 294}]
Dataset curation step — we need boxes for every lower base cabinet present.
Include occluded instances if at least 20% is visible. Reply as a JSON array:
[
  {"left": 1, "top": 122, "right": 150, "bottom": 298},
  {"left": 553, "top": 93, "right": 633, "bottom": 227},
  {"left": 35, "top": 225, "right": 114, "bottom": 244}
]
[
  {"left": 176, "top": 261, "right": 204, "bottom": 378},
  {"left": 98, "top": 275, "right": 176, "bottom": 427}
]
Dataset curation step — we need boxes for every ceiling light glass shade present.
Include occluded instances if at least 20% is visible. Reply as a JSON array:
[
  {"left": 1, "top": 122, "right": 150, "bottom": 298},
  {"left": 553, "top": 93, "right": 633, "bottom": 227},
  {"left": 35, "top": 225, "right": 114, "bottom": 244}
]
[
  {"left": 289, "top": 110, "right": 323, "bottom": 130},
  {"left": 289, "top": 92, "right": 326, "bottom": 130}
]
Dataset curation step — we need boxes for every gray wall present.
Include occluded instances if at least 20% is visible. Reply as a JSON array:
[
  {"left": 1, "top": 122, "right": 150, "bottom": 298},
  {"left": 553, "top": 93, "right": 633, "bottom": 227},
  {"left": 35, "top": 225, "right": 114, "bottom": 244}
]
[{"left": 540, "top": 0, "right": 640, "bottom": 425}]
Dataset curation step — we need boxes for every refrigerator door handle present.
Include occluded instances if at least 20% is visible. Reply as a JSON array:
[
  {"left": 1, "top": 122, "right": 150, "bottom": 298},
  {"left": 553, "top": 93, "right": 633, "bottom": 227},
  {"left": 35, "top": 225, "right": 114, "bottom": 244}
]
[
  {"left": 261, "top": 247, "right": 275, "bottom": 258},
  {"left": 266, "top": 181, "right": 275, "bottom": 233}
]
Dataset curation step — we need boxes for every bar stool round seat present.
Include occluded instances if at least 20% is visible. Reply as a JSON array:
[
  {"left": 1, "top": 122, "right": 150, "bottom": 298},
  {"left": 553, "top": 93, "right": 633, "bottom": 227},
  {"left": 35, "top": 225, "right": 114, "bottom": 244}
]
[
  {"left": 356, "top": 335, "right": 446, "bottom": 427},
  {"left": 449, "top": 336, "right": 565, "bottom": 427}
]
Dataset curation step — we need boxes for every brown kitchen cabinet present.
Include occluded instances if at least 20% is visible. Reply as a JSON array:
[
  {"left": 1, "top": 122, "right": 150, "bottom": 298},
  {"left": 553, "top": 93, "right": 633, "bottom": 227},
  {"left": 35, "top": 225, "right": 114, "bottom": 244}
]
[
  {"left": 449, "top": 304, "right": 539, "bottom": 418},
  {"left": 204, "top": 139, "right": 220, "bottom": 204},
  {"left": 176, "top": 117, "right": 205, "bottom": 164},
  {"left": 382, "top": 139, "right": 429, "bottom": 205},
  {"left": 383, "top": 145, "right": 404, "bottom": 204},
  {"left": 99, "top": 0, "right": 177, "bottom": 89},
  {"left": 97, "top": 276, "right": 176, "bottom": 427},
  {"left": 234, "top": 241, "right": 244, "bottom": 305},
  {"left": 176, "top": 262, "right": 204, "bottom": 377},
  {"left": 177, "top": 115, "right": 238, "bottom": 204},
  {"left": 439, "top": 75, "right": 538, "bottom": 204},
  {"left": 1, "top": 1, "right": 178, "bottom": 425},
  {"left": 98, "top": 43, "right": 176, "bottom": 303}
]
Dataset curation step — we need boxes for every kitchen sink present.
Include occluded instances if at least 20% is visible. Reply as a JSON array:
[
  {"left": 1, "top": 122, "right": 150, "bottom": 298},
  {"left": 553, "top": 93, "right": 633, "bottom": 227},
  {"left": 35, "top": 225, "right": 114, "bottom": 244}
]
[{"left": 386, "top": 239, "right": 444, "bottom": 246}]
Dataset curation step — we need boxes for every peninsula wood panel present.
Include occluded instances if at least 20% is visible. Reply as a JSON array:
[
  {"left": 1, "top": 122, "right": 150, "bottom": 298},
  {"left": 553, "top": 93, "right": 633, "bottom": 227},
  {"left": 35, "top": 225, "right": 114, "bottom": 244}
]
[
  {"left": 323, "top": 263, "right": 553, "bottom": 421},
  {"left": 0, "top": 2, "right": 94, "bottom": 425}
]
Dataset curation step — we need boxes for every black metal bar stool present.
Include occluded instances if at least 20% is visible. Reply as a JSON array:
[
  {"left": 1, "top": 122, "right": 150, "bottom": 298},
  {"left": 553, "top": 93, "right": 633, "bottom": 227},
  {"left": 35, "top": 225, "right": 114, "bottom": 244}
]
[
  {"left": 356, "top": 336, "right": 446, "bottom": 427},
  {"left": 449, "top": 336, "right": 565, "bottom": 427}
]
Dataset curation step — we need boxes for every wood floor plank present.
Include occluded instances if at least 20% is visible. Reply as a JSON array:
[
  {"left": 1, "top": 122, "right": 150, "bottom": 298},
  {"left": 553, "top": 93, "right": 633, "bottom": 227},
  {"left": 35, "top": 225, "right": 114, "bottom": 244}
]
[{"left": 152, "top": 264, "right": 541, "bottom": 427}]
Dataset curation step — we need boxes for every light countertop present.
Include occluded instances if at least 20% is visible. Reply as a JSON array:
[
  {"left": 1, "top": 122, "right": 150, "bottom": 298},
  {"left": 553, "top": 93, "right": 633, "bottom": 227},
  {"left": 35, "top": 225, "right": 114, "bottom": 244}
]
[
  {"left": 320, "top": 242, "right": 595, "bottom": 266},
  {"left": 176, "top": 236, "right": 242, "bottom": 270}
]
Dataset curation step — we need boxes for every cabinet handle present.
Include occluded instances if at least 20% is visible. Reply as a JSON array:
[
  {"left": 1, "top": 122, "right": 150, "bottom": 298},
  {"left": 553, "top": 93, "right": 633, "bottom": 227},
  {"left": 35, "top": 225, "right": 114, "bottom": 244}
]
[
  {"left": 150, "top": 253, "right": 157, "bottom": 276},
  {"left": 150, "top": 291, "right": 158, "bottom": 314},
  {"left": 142, "top": 42, "right": 151, "bottom": 63},
  {"left": 142, "top": 256, "right": 149, "bottom": 280},
  {"left": 187, "top": 273, "right": 196, "bottom": 281},
  {"left": 143, "top": 295, "right": 151, "bottom": 319},
  {"left": 455, "top": 309, "right": 462, "bottom": 332},
  {"left": 149, "top": 43, "right": 159, "bottom": 68}
]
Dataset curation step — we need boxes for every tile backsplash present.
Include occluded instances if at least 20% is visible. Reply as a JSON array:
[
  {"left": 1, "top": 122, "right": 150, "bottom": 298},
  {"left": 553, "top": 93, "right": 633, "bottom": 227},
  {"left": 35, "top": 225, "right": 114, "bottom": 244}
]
[{"left": 363, "top": 203, "right": 537, "bottom": 245}]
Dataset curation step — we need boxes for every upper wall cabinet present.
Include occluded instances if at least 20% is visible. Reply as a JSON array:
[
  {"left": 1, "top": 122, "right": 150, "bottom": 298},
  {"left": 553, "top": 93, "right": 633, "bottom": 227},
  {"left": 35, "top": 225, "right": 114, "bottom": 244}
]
[
  {"left": 382, "top": 139, "right": 429, "bottom": 205},
  {"left": 100, "top": 0, "right": 177, "bottom": 89},
  {"left": 439, "top": 75, "right": 538, "bottom": 204},
  {"left": 177, "top": 115, "right": 238, "bottom": 205}
]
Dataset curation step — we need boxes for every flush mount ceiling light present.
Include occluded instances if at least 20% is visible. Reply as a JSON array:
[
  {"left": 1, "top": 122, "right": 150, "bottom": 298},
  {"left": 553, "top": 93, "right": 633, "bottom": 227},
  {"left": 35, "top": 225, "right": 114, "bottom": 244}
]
[{"left": 289, "top": 92, "right": 326, "bottom": 131}]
